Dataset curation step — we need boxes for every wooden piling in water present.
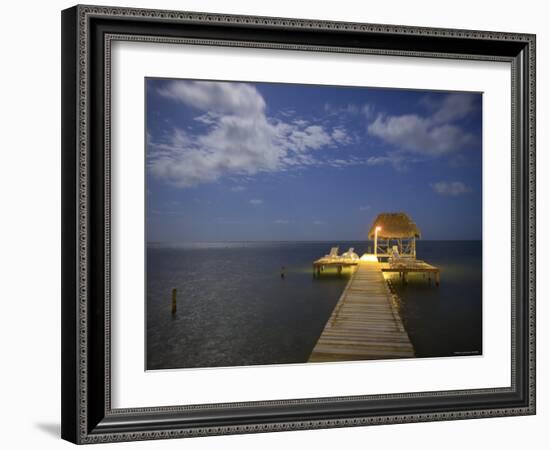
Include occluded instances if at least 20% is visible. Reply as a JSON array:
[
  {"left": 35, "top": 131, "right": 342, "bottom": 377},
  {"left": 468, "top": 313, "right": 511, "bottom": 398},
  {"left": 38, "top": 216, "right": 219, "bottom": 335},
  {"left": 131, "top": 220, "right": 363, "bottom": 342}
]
[{"left": 171, "top": 288, "right": 177, "bottom": 314}]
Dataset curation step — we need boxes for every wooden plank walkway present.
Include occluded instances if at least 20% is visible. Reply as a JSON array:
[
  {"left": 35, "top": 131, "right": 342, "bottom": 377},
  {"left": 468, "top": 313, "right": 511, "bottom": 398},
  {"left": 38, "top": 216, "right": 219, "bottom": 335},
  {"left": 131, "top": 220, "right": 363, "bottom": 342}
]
[{"left": 309, "top": 261, "right": 415, "bottom": 362}]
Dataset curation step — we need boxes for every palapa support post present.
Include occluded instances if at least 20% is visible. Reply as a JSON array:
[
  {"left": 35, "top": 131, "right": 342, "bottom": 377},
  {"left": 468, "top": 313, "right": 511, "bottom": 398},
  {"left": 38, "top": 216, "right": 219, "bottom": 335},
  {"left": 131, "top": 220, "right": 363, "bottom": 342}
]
[
  {"left": 435, "top": 272, "right": 440, "bottom": 287},
  {"left": 337, "top": 265, "right": 342, "bottom": 275},
  {"left": 171, "top": 288, "right": 177, "bottom": 314}
]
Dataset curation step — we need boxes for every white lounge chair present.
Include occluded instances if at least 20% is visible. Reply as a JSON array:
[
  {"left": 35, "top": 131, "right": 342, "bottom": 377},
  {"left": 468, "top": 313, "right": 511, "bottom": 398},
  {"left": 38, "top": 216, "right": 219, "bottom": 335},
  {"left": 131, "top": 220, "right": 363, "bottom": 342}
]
[
  {"left": 390, "top": 246, "right": 423, "bottom": 269},
  {"left": 325, "top": 247, "right": 340, "bottom": 259},
  {"left": 389, "top": 246, "right": 405, "bottom": 265},
  {"left": 341, "top": 247, "right": 359, "bottom": 260}
]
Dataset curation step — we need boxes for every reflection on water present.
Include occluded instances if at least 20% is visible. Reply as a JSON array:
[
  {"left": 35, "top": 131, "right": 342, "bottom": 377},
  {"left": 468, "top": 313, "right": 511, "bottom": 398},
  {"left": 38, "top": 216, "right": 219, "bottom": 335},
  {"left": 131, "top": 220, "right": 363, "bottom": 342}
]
[
  {"left": 389, "top": 241, "right": 482, "bottom": 358},
  {"left": 146, "top": 241, "right": 482, "bottom": 370}
]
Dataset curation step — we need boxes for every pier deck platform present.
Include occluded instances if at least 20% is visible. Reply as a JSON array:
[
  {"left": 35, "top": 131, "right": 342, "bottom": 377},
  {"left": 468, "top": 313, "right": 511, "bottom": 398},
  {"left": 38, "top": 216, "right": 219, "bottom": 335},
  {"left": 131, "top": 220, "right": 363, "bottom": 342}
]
[
  {"left": 309, "top": 260, "right": 415, "bottom": 362},
  {"left": 313, "top": 256, "right": 440, "bottom": 286}
]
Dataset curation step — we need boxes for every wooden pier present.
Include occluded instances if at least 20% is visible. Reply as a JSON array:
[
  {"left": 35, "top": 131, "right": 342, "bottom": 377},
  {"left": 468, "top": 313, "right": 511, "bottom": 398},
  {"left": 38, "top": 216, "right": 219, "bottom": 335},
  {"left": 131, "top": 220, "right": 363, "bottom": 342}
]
[
  {"left": 313, "top": 257, "right": 440, "bottom": 286},
  {"left": 380, "top": 260, "right": 440, "bottom": 286},
  {"left": 313, "top": 257, "right": 359, "bottom": 276},
  {"left": 309, "top": 260, "right": 415, "bottom": 362}
]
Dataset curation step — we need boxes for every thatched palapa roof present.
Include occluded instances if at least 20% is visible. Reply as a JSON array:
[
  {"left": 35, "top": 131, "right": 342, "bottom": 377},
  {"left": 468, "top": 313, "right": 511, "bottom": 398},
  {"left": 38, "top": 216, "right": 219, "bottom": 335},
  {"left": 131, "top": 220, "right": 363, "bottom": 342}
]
[{"left": 368, "top": 212, "right": 421, "bottom": 239}]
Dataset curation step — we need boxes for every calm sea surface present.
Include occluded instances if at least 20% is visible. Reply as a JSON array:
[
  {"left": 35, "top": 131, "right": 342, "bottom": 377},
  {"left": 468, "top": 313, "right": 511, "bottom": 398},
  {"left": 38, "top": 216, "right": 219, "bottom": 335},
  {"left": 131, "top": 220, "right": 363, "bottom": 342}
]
[{"left": 146, "top": 241, "right": 482, "bottom": 370}]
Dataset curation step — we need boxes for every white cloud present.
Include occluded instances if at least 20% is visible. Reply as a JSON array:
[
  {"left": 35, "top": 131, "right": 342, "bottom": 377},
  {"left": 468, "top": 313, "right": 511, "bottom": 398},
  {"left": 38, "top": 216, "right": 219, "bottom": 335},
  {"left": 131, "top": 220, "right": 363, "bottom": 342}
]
[
  {"left": 149, "top": 80, "right": 356, "bottom": 188},
  {"left": 324, "top": 102, "right": 374, "bottom": 118},
  {"left": 194, "top": 112, "right": 218, "bottom": 125},
  {"left": 362, "top": 104, "right": 375, "bottom": 119},
  {"left": 249, "top": 199, "right": 263, "bottom": 206},
  {"left": 431, "top": 93, "right": 477, "bottom": 123},
  {"left": 331, "top": 128, "right": 346, "bottom": 141},
  {"left": 230, "top": 186, "right": 246, "bottom": 192},
  {"left": 275, "top": 219, "right": 290, "bottom": 224},
  {"left": 365, "top": 154, "right": 409, "bottom": 171},
  {"left": 313, "top": 220, "right": 325, "bottom": 225},
  {"left": 279, "top": 109, "right": 296, "bottom": 117},
  {"left": 287, "top": 125, "right": 333, "bottom": 151},
  {"left": 158, "top": 80, "right": 265, "bottom": 117},
  {"left": 293, "top": 119, "right": 309, "bottom": 127},
  {"left": 368, "top": 114, "right": 473, "bottom": 156},
  {"left": 359, "top": 205, "right": 370, "bottom": 211},
  {"left": 367, "top": 93, "right": 477, "bottom": 158},
  {"left": 431, "top": 181, "right": 472, "bottom": 196},
  {"left": 331, "top": 127, "right": 354, "bottom": 145}
]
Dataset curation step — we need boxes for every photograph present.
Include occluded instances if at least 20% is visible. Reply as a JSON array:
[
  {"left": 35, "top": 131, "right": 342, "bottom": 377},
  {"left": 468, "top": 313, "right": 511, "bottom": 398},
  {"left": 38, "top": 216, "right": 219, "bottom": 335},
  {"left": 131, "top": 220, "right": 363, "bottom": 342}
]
[
  {"left": 56, "top": 3, "right": 536, "bottom": 444},
  {"left": 145, "top": 78, "right": 483, "bottom": 370}
]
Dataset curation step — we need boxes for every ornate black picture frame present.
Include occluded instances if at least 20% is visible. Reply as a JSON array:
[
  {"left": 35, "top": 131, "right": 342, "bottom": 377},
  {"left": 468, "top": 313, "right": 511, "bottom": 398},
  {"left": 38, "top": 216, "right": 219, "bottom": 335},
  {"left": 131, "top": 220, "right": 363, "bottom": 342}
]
[{"left": 61, "top": 4, "right": 536, "bottom": 444}]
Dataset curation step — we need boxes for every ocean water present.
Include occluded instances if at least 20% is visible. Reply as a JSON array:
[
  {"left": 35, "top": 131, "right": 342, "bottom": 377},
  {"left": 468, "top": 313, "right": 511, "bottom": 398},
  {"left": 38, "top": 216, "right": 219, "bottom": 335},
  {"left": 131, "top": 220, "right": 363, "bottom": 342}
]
[{"left": 146, "top": 241, "right": 482, "bottom": 370}]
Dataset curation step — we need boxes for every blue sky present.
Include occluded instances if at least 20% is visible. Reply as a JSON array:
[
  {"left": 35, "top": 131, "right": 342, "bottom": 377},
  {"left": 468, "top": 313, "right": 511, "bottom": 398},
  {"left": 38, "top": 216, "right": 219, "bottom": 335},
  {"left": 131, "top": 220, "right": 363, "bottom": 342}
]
[{"left": 146, "top": 78, "right": 482, "bottom": 242}]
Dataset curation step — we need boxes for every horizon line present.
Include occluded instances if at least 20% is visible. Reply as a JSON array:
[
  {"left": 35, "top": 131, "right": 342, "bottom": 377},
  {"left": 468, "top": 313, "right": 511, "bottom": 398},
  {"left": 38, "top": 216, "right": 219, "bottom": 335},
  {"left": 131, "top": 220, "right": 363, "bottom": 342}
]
[{"left": 148, "top": 238, "right": 482, "bottom": 244}]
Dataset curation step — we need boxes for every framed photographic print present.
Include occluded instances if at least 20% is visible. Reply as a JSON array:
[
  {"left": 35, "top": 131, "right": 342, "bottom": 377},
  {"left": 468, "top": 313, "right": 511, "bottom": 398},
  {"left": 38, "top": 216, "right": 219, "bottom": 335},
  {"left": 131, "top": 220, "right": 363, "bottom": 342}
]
[{"left": 61, "top": 5, "right": 536, "bottom": 444}]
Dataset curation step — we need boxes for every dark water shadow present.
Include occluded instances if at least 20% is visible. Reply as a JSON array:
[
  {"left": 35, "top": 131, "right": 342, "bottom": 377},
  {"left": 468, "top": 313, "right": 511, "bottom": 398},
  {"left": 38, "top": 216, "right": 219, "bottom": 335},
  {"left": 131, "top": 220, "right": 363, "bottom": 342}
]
[
  {"left": 313, "top": 274, "right": 353, "bottom": 280},
  {"left": 35, "top": 422, "right": 60, "bottom": 438}
]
